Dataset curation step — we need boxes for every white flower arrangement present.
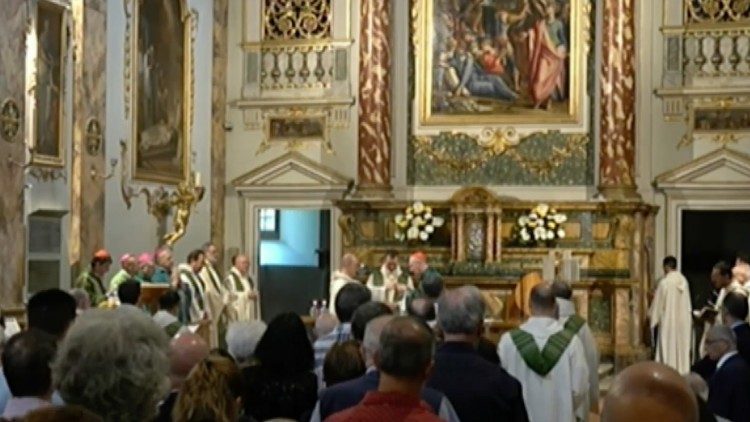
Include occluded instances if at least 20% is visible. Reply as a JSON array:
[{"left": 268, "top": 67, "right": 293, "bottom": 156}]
[
  {"left": 513, "top": 203, "right": 567, "bottom": 246},
  {"left": 394, "top": 201, "right": 445, "bottom": 242}
]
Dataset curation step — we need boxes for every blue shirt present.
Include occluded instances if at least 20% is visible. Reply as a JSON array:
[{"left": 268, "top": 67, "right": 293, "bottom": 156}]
[
  {"left": 151, "top": 267, "right": 171, "bottom": 284},
  {"left": 313, "top": 323, "right": 351, "bottom": 370},
  {"left": 0, "top": 370, "right": 64, "bottom": 413}
]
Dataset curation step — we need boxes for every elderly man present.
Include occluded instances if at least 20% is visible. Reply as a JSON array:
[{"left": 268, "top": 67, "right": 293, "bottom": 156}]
[
  {"left": 225, "top": 320, "right": 267, "bottom": 367},
  {"left": 327, "top": 316, "right": 444, "bottom": 421},
  {"left": 314, "top": 283, "right": 371, "bottom": 370},
  {"left": 135, "top": 252, "right": 156, "bottom": 283},
  {"left": 602, "top": 361, "right": 698, "bottom": 422},
  {"left": 152, "top": 246, "right": 174, "bottom": 284},
  {"left": 429, "top": 286, "right": 527, "bottom": 422},
  {"left": 404, "top": 252, "right": 442, "bottom": 314},
  {"left": 225, "top": 254, "right": 259, "bottom": 322},
  {"left": 552, "top": 280, "right": 599, "bottom": 414},
  {"left": 723, "top": 291, "right": 750, "bottom": 364},
  {"left": 1, "top": 330, "right": 57, "bottom": 419},
  {"left": 108, "top": 253, "right": 138, "bottom": 294},
  {"left": 74, "top": 249, "right": 112, "bottom": 307},
  {"left": 366, "top": 250, "right": 409, "bottom": 306},
  {"left": 330, "top": 254, "right": 360, "bottom": 316},
  {"left": 53, "top": 307, "right": 170, "bottom": 421},
  {"left": 705, "top": 324, "right": 750, "bottom": 421},
  {"left": 650, "top": 256, "right": 693, "bottom": 374},
  {"left": 154, "top": 332, "right": 209, "bottom": 422},
  {"left": 153, "top": 289, "right": 182, "bottom": 337},
  {"left": 311, "top": 315, "right": 458, "bottom": 422},
  {"left": 199, "top": 242, "right": 226, "bottom": 348},
  {"left": 498, "top": 283, "right": 589, "bottom": 422}
]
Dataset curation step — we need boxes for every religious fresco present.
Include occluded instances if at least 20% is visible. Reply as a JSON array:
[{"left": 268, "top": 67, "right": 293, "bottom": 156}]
[
  {"left": 32, "top": 1, "right": 67, "bottom": 167},
  {"left": 414, "top": 0, "right": 587, "bottom": 127},
  {"left": 132, "top": 0, "right": 191, "bottom": 184}
]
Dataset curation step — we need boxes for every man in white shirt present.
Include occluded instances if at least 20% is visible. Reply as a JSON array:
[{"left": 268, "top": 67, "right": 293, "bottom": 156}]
[
  {"left": 650, "top": 256, "right": 692, "bottom": 374},
  {"left": 329, "top": 253, "right": 360, "bottom": 316},
  {"left": 552, "top": 280, "right": 599, "bottom": 415},
  {"left": 498, "top": 283, "right": 589, "bottom": 422},
  {"left": 224, "top": 254, "right": 260, "bottom": 322}
]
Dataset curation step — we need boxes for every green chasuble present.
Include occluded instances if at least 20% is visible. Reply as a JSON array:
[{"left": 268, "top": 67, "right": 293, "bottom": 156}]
[
  {"left": 108, "top": 269, "right": 132, "bottom": 294},
  {"left": 74, "top": 271, "right": 107, "bottom": 306},
  {"left": 510, "top": 326, "right": 578, "bottom": 376}
]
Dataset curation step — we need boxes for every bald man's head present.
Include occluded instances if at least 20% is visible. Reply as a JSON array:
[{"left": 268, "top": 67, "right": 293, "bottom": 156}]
[
  {"left": 529, "top": 283, "right": 557, "bottom": 317},
  {"left": 341, "top": 253, "right": 360, "bottom": 278},
  {"left": 602, "top": 361, "right": 698, "bottom": 422},
  {"left": 169, "top": 332, "right": 209, "bottom": 389},
  {"left": 233, "top": 254, "right": 250, "bottom": 275},
  {"left": 376, "top": 316, "right": 434, "bottom": 380}
]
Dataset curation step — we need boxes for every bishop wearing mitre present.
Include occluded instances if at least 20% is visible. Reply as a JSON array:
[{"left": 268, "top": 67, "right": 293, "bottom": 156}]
[{"left": 224, "top": 254, "right": 260, "bottom": 322}]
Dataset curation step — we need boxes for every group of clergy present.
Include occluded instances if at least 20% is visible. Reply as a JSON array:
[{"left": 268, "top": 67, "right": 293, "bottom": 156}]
[
  {"left": 649, "top": 253, "right": 750, "bottom": 374},
  {"left": 74, "top": 243, "right": 260, "bottom": 348}
]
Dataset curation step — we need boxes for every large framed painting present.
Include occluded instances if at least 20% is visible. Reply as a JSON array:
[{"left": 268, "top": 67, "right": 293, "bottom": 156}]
[
  {"left": 131, "top": 0, "right": 193, "bottom": 184},
  {"left": 32, "top": 0, "right": 68, "bottom": 167},
  {"left": 413, "top": 0, "right": 589, "bottom": 129}
]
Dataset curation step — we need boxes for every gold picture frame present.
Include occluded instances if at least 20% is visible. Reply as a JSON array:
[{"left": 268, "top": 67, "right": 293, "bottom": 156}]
[
  {"left": 412, "top": 0, "right": 590, "bottom": 129},
  {"left": 31, "top": 0, "right": 68, "bottom": 167},
  {"left": 129, "top": 0, "right": 194, "bottom": 184}
]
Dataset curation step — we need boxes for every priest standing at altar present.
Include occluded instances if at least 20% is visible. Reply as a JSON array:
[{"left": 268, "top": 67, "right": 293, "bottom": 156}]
[
  {"left": 224, "top": 254, "right": 260, "bottom": 322},
  {"left": 330, "top": 254, "right": 360, "bottom": 316},
  {"left": 650, "top": 256, "right": 692, "bottom": 374},
  {"left": 366, "top": 250, "right": 410, "bottom": 307},
  {"left": 497, "top": 283, "right": 589, "bottom": 422}
]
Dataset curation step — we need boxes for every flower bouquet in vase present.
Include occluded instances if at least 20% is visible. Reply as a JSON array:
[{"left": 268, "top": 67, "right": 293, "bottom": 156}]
[
  {"left": 513, "top": 203, "right": 567, "bottom": 247},
  {"left": 394, "top": 201, "right": 445, "bottom": 243}
]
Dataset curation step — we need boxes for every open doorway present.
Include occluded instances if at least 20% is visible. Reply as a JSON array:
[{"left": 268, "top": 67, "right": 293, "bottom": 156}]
[{"left": 257, "top": 208, "right": 331, "bottom": 320}]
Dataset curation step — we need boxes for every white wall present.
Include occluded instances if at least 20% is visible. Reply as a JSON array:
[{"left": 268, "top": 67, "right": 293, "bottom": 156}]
[
  {"left": 259, "top": 209, "right": 320, "bottom": 266},
  {"left": 103, "top": 0, "right": 213, "bottom": 265}
]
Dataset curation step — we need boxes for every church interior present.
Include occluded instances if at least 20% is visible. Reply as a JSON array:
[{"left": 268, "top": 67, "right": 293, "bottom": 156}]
[{"left": 1, "top": 0, "right": 750, "bottom": 420}]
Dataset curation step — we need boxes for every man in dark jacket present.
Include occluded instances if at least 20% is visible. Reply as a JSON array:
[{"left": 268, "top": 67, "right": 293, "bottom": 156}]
[
  {"left": 706, "top": 324, "right": 750, "bottom": 422},
  {"left": 427, "top": 285, "right": 528, "bottom": 422},
  {"left": 722, "top": 291, "right": 750, "bottom": 365}
]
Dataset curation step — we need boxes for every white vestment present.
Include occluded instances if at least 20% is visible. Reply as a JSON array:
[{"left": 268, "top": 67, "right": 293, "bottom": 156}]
[
  {"left": 498, "top": 316, "right": 589, "bottom": 422},
  {"left": 650, "top": 270, "right": 693, "bottom": 374},
  {"left": 329, "top": 271, "right": 358, "bottom": 316},
  {"left": 178, "top": 263, "right": 209, "bottom": 323},
  {"left": 365, "top": 265, "right": 413, "bottom": 304},
  {"left": 698, "top": 280, "right": 743, "bottom": 351},
  {"left": 199, "top": 262, "right": 225, "bottom": 348},
  {"left": 224, "top": 267, "right": 259, "bottom": 322},
  {"left": 557, "top": 298, "right": 599, "bottom": 414}
]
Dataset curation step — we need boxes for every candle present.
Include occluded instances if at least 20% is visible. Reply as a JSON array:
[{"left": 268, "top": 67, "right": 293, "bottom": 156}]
[{"left": 194, "top": 171, "right": 201, "bottom": 186}]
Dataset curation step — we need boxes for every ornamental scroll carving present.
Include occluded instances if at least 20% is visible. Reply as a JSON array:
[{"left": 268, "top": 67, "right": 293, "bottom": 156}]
[{"left": 263, "top": 0, "right": 331, "bottom": 40}]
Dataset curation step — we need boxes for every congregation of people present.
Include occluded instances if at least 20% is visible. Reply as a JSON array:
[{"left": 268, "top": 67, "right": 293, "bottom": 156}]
[{"left": 0, "top": 245, "right": 749, "bottom": 421}]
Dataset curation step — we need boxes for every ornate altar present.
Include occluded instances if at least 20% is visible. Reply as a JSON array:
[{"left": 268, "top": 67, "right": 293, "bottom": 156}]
[{"left": 337, "top": 187, "right": 658, "bottom": 364}]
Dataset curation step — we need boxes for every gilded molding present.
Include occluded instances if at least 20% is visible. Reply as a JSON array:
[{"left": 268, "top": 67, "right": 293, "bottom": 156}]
[
  {"left": 123, "top": 0, "right": 132, "bottom": 119},
  {"left": 262, "top": 0, "right": 331, "bottom": 41},
  {"left": 0, "top": 98, "right": 21, "bottom": 142}
]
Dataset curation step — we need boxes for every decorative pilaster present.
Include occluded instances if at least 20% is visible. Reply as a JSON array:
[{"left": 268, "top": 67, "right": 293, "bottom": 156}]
[
  {"left": 211, "top": 0, "right": 228, "bottom": 265},
  {"left": 70, "top": 0, "right": 107, "bottom": 275},
  {"left": 598, "top": 0, "right": 640, "bottom": 200},
  {"left": 357, "top": 0, "right": 392, "bottom": 195},
  {"left": 0, "top": 0, "right": 28, "bottom": 309}
]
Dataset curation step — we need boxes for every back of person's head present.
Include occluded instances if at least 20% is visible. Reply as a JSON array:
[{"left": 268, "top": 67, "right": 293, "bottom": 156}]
[
  {"left": 226, "top": 320, "right": 267, "bottom": 365},
  {"left": 351, "top": 301, "right": 392, "bottom": 342},
  {"left": 602, "top": 361, "right": 698, "bottom": 422},
  {"left": 314, "top": 313, "right": 338, "bottom": 340},
  {"left": 323, "top": 340, "right": 366, "bottom": 387},
  {"left": 551, "top": 280, "right": 573, "bottom": 300},
  {"left": 408, "top": 298, "right": 436, "bottom": 322},
  {"left": 53, "top": 306, "right": 170, "bottom": 421},
  {"left": 23, "top": 404, "right": 103, "bottom": 422},
  {"left": 437, "top": 285, "right": 484, "bottom": 335},
  {"left": 170, "top": 332, "right": 210, "bottom": 388},
  {"left": 335, "top": 282, "right": 372, "bottom": 323},
  {"left": 173, "top": 355, "right": 243, "bottom": 422},
  {"left": 27, "top": 288, "right": 77, "bottom": 340},
  {"left": 663, "top": 256, "right": 678, "bottom": 270},
  {"left": 713, "top": 261, "right": 733, "bottom": 278},
  {"left": 362, "top": 315, "right": 394, "bottom": 362},
  {"left": 737, "top": 251, "right": 750, "bottom": 264},
  {"left": 187, "top": 249, "right": 204, "bottom": 263},
  {"left": 529, "top": 283, "right": 556, "bottom": 316},
  {"left": 723, "top": 291, "right": 749, "bottom": 321},
  {"left": 421, "top": 271, "right": 444, "bottom": 299},
  {"left": 69, "top": 288, "right": 90, "bottom": 312},
  {"left": 254, "top": 312, "right": 313, "bottom": 375},
  {"left": 117, "top": 280, "right": 141, "bottom": 305},
  {"left": 2, "top": 329, "right": 57, "bottom": 398},
  {"left": 158, "top": 289, "right": 181, "bottom": 311},
  {"left": 376, "top": 316, "right": 434, "bottom": 379}
]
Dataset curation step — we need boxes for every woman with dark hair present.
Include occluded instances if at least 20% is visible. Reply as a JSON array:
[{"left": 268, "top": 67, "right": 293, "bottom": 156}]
[{"left": 242, "top": 312, "right": 317, "bottom": 421}]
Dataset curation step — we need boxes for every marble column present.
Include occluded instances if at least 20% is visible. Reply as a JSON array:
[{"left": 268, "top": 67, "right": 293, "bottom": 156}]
[
  {"left": 211, "top": 0, "right": 228, "bottom": 266},
  {"left": 357, "top": 0, "right": 392, "bottom": 196},
  {"left": 70, "top": 0, "right": 107, "bottom": 275},
  {"left": 598, "top": 0, "right": 640, "bottom": 201},
  {"left": 0, "top": 1, "right": 28, "bottom": 309}
]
